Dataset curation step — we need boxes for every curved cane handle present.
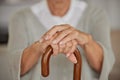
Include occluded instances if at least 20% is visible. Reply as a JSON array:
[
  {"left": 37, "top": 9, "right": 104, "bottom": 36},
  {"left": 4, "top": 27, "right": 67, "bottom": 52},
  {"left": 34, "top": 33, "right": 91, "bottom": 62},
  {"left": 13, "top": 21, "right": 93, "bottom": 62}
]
[{"left": 41, "top": 45, "right": 82, "bottom": 80}]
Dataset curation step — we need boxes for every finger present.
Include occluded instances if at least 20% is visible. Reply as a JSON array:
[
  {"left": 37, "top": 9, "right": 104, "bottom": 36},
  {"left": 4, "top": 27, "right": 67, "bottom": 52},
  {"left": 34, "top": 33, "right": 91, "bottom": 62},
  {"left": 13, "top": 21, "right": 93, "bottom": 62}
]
[
  {"left": 63, "top": 40, "right": 73, "bottom": 56},
  {"left": 40, "top": 40, "right": 50, "bottom": 53},
  {"left": 49, "top": 32, "right": 59, "bottom": 42},
  {"left": 52, "top": 28, "right": 74, "bottom": 44},
  {"left": 39, "top": 32, "right": 48, "bottom": 42},
  {"left": 65, "top": 40, "right": 77, "bottom": 57},
  {"left": 51, "top": 44, "right": 59, "bottom": 56},
  {"left": 59, "top": 32, "right": 76, "bottom": 45},
  {"left": 68, "top": 40, "right": 77, "bottom": 54},
  {"left": 49, "top": 32, "right": 61, "bottom": 56},
  {"left": 59, "top": 44, "right": 66, "bottom": 53},
  {"left": 50, "top": 33, "right": 59, "bottom": 55},
  {"left": 44, "top": 25, "right": 70, "bottom": 40},
  {"left": 67, "top": 53, "right": 77, "bottom": 63},
  {"left": 39, "top": 28, "right": 56, "bottom": 42},
  {"left": 40, "top": 33, "right": 58, "bottom": 52},
  {"left": 66, "top": 40, "right": 73, "bottom": 47},
  {"left": 60, "top": 30, "right": 89, "bottom": 45}
]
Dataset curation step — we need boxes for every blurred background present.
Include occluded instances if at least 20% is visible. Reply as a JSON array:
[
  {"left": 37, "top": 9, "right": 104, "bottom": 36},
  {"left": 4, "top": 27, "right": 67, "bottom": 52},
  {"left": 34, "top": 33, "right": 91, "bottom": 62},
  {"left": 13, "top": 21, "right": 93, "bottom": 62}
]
[{"left": 0, "top": 0, "right": 120, "bottom": 80}]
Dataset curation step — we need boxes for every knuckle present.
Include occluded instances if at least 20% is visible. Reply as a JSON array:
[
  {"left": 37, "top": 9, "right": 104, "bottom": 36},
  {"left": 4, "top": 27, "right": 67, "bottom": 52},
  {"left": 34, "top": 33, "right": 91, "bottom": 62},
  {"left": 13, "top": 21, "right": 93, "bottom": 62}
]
[
  {"left": 68, "top": 28, "right": 74, "bottom": 32},
  {"left": 71, "top": 46, "right": 75, "bottom": 50},
  {"left": 85, "top": 33, "right": 92, "bottom": 42},
  {"left": 74, "top": 30, "right": 79, "bottom": 36},
  {"left": 61, "top": 31, "right": 67, "bottom": 35},
  {"left": 67, "top": 36, "right": 72, "bottom": 41},
  {"left": 72, "top": 39, "right": 75, "bottom": 43},
  {"left": 74, "top": 41, "right": 77, "bottom": 45},
  {"left": 71, "top": 28, "right": 75, "bottom": 31},
  {"left": 66, "top": 42, "right": 72, "bottom": 47}
]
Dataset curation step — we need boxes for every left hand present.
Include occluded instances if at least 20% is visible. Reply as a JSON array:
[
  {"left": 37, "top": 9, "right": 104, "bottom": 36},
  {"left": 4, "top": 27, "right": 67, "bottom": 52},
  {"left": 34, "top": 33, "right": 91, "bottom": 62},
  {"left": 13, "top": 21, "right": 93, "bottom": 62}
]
[
  {"left": 41, "top": 31, "right": 78, "bottom": 63},
  {"left": 43, "top": 24, "right": 92, "bottom": 47}
]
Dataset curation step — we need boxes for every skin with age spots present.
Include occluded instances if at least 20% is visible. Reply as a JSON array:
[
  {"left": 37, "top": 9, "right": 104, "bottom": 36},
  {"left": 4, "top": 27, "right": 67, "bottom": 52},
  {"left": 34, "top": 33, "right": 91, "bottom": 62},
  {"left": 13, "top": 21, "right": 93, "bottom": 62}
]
[{"left": 43, "top": 24, "right": 103, "bottom": 73}]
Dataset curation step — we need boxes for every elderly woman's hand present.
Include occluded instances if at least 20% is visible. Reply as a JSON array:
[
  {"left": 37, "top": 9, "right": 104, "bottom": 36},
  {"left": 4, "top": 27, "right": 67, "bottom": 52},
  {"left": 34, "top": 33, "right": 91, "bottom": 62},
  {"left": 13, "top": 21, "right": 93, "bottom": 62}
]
[
  {"left": 43, "top": 24, "right": 92, "bottom": 47},
  {"left": 42, "top": 24, "right": 103, "bottom": 72},
  {"left": 40, "top": 24, "right": 91, "bottom": 64},
  {"left": 41, "top": 32, "right": 78, "bottom": 63}
]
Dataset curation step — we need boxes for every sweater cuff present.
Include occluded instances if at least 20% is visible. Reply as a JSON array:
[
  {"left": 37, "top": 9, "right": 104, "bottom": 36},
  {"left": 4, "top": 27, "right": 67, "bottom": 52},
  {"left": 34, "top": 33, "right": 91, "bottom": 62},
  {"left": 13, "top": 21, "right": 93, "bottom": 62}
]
[
  {"left": 7, "top": 49, "right": 24, "bottom": 80},
  {"left": 97, "top": 42, "right": 115, "bottom": 80}
]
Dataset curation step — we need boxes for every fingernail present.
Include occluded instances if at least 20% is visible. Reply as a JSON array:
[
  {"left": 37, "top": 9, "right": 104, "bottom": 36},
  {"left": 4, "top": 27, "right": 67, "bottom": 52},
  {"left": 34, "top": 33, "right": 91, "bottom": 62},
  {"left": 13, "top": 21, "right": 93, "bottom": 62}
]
[
  {"left": 66, "top": 53, "right": 70, "bottom": 57},
  {"left": 52, "top": 40, "right": 57, "bottom": 44},
  {"left": 74, "top": 59, "right": 77, "bottom": 63},
  {"left": 45, "top": 35, "right": 49, "bottom": 40},
  {"left": 59, "top": 42, "right": 63, "bottom": 45}
]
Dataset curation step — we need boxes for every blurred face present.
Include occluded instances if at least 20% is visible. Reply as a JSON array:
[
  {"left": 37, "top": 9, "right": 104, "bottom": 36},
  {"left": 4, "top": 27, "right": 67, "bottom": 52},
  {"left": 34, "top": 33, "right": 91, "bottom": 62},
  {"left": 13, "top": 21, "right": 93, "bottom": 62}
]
[
  {"left": 47, "top": 0, "right": 71, "bottom": 16},
  {"left": 47, "top": 0, "right": 71, "bottom": 9},
  {"left": 48, "top": 0, "right": 69, "bottom": 3}
]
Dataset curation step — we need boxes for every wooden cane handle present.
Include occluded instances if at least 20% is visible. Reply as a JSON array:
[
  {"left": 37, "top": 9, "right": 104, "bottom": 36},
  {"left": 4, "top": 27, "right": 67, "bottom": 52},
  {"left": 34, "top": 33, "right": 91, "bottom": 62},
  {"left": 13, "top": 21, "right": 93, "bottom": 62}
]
[{"left": 41, "top": 45, "right": 82, "bottom": 80}]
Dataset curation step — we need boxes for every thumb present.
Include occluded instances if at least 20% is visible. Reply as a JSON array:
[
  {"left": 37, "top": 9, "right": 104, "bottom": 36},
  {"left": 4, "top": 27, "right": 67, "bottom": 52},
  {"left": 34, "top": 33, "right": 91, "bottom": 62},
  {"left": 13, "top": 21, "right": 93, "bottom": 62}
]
[{"left": 66, "top": 53, "right": 77, "bottom": 63}]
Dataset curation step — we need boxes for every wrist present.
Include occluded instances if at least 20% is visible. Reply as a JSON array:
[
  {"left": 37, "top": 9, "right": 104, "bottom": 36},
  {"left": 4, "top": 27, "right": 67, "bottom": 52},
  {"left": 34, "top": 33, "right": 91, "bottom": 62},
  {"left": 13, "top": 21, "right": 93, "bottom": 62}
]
[
  {"left": 27, "top": 41, "right": 42, "bottom": 55},
  {"left": 83, "top": 34, "right": 93, "bottom": 47}
]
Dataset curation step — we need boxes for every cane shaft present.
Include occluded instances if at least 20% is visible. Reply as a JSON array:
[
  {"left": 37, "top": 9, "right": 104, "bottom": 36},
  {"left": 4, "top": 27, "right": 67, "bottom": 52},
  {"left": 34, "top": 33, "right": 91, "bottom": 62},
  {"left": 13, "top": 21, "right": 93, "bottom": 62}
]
[{"left": 41, "top": 45, "right": 82, "bottom": 80}]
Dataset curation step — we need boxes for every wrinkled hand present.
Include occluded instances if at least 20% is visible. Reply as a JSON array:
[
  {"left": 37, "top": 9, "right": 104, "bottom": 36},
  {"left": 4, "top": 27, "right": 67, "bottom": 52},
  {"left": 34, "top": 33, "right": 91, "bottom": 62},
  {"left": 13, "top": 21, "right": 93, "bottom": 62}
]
[
  {"left": 39, "top": 24, "right": 103, "bottom": 72},
  {"left": 40, "top": 24, "right": 92, "bottom": 63},
  {"left": 40, "top": 32, "right": 77, "bottom": 63},
  {"left": 43, "top": 24, "right": 92, "bottom": 47},
  {"left": 51, "top": 33, "right": 78, "bottom": 63}
]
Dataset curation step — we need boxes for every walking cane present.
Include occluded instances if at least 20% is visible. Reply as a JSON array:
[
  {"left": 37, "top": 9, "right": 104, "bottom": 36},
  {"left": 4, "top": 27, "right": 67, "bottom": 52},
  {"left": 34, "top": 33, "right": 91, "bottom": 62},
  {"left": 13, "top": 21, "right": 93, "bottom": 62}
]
[{"left": 41, "top": 45, "right": 82, "bottom": 80}]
